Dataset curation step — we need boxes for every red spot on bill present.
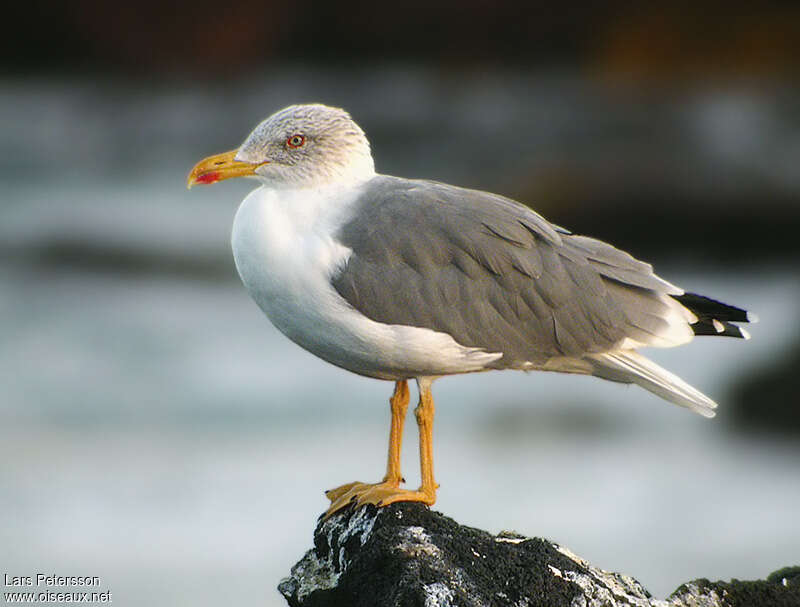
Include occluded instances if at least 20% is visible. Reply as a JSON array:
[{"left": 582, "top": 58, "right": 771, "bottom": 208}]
[{"left": 195, "top": 171, "right": 220, "bottom": 184}]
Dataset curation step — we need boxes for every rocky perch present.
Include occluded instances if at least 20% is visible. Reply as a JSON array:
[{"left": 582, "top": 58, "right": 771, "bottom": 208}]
[{"left": 278, "top": 503, "right": 799, "bottom": 607}]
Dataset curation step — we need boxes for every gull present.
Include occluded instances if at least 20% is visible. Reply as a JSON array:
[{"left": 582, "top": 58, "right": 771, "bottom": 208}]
[{"left": 187, "top": 103, "right": 754, "bottom": 516}]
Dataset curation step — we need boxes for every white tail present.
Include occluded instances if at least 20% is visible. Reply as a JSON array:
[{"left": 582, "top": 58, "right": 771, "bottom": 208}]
[{"left": 586, "top": 350, "right": 717, "bottom": 418}]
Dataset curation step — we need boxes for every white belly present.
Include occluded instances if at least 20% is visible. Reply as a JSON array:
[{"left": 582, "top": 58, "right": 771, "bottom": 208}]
[{"left": 230, "top": 184, "right": 500, "bottom": 379}]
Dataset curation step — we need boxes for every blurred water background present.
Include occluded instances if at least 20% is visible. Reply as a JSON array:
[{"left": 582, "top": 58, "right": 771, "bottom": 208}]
[{"left": 3, "top": 4, "right": 800, "bottom": 605}]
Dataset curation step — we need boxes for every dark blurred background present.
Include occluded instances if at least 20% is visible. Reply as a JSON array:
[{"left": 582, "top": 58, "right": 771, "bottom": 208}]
[
  {"left": 7, "top": 2, "right": 800, "bottom": 260},
  {"left": 11, "top": 2, "right": 800, "bottom": 77},
  {"left": 2, "top": 3, "right": 798, "bottom": 606}
]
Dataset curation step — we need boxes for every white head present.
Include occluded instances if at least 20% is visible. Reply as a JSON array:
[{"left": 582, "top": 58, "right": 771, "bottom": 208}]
[{"left": 188, "top": 104, "right": 375, "bottom": 190}]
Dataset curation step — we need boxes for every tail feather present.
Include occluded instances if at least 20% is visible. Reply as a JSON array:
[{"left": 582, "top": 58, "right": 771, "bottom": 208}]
[{"left": 586, "top": 350, "right": 717, "bottom": 417}]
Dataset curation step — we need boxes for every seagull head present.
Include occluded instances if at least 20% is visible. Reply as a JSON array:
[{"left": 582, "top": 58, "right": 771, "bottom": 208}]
[{"left": 187, "top": 104, "right": 375, "bottom": 190}]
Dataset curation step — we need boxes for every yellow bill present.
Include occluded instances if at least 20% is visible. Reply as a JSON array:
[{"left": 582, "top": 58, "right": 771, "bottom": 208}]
[{"left": 187, "top": 150, "right": 266, "bottom": 188}]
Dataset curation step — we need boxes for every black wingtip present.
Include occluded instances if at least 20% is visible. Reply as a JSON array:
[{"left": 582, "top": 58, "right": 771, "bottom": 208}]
[
  {"left": 689, "top": 319, "right": 751, "bottom": 339},
  {"left": 673, "top": 292, "right": 754, "bottom": 339},
  {"left": 675, "top": 292, "right": 752, "bottom": 323}
]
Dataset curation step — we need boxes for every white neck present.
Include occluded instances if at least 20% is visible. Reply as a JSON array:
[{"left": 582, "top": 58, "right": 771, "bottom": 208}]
[{"left": 254, "top": 154, "right": 376, "bottom": 191}]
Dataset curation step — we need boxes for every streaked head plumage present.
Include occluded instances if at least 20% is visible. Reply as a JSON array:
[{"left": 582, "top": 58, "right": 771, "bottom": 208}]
[{"left": 236, "top": 104, "right": 375, "bottom": 188}]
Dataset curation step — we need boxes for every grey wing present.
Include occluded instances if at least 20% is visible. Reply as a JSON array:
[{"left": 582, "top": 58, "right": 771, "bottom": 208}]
[{"left": 331, "top": 176, "right": 692, "bottom": 369}]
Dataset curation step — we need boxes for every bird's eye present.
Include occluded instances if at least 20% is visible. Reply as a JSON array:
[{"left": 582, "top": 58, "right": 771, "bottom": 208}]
[{"left": 287, "top": 134, "right": 305, "bottom": 148}]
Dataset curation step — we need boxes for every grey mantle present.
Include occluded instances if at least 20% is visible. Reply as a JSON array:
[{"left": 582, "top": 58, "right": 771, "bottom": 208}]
[{"left": 278, "top": 503, "right": 799, "bottom": 607}]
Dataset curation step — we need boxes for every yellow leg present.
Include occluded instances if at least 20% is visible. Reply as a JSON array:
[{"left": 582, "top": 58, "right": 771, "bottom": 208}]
[
  {"left": 325, "top": 380, "right": 409, "bottom": 504},
  {"left": 385, "top": 378, "right": 410, "bottom": 484},
  {"left": 323, "top": 379, "right": 438, "bottom": 517},
  {"left": 378, "top": 377, "right": 438, "bottom": 507}
]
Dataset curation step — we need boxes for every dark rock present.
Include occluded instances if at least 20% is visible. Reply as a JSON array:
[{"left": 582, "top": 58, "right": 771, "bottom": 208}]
[
  {"left": 278, "top": 503, "right": 800, "bottom": 606},
  {"left": 671, "top": 568, "right": 800, "bottom": 607}
]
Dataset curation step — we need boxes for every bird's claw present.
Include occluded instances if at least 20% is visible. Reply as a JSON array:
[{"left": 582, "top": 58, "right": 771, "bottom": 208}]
[{"left": 323, "top": 480, "right": 435, "bottom": 519}]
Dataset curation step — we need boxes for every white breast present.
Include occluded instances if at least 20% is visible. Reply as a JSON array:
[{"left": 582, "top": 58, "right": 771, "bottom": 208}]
[{"left": 230, "top": 183, "right": 501, "bottom": 379}]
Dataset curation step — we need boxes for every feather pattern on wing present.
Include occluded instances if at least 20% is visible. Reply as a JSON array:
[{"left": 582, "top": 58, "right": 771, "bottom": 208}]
[{"left": 331, "top": 176, "right": 691, "bottom": 368}]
